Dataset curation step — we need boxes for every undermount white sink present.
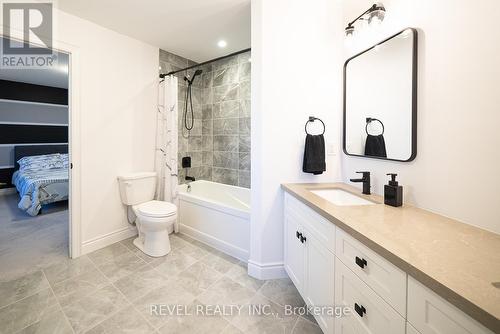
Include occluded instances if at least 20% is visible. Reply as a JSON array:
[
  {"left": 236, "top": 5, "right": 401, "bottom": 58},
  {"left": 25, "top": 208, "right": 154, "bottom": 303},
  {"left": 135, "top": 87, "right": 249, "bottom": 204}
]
[{"left": 310, "top": 188, "right": 376, "bottom": 206}]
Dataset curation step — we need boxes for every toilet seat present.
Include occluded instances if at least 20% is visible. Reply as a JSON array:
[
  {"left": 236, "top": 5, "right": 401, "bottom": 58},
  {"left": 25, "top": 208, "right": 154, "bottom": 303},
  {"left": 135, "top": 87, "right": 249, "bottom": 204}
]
[{"left": 134, "top": 200, "right": 177, "bottom": 218}]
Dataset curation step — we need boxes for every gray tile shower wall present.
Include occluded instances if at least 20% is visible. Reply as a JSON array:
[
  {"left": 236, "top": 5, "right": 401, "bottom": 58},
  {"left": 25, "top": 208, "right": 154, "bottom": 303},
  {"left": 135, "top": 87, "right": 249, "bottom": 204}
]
[{"left": 159, "top": 50, "right": 251, "bottom": 188}]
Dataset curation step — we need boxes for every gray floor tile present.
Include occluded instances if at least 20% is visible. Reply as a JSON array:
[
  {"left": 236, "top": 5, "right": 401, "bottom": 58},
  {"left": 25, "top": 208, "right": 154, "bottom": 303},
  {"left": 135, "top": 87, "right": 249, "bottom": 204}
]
[
  {"left": 97, "top": 252, "right": 146, "bottom": 282},
  {"left": 149, "top": 249, "right": 197, "bottom": 278},
  {"left": 133, "top": 281, "right": 197, "bottom": 329},
  {"left": 87, "top": 243, "right": 131, "bottom": 267},
  {"left": 120, "top": 237, "right": 157, "bottom": 263},
  {"left": 258, "top": 278, "right": 305, "bottom": 308},
  {"left": 225, "top": 262, "right": 265, "bottom": 292},
  {"left": 291, "top": 317, "right": 323, "bottom": 334},
  {"left": 229, "top": 294, "right": 297, "bottom": 334},
  {"left": 0, "top": 270, "right": 50, "bottom": 309},
  {"left": 0, "top": 288, "right": 58, "bottom": 334},
  {"left": 61, "top": 284, "right": 129, "bottom": 333},
  {"left": 197, "top": 276, "right": 255, "bottom": 306},
  {"left": 113, "top": 264, "right": 168, "bottom": 302},
  {"left": 42, "top": 255, "right": 96, "bottom": 286},
  {"left": 200, "top": 251, "right": 239, "bottom": 274},
  {"left": 86, "top": 305, "right": 154, "bottom": 334},
  {"left": 181, "top": 243, "right": 210, "bottom": 260},
  {"left": 221, "top": 324, "right": 244, "bottom": 334},
  {"left": 16, "top": 309, "right": 73, "bottom": 334},
  {"left": 176, "top": 261, "right": 222, "bottom": 295},
  {"left": 157, "top": 300, "right": 230, "bottom": 334},
  {"left": 52, "top": 268, "right": 108, "bottom": 307}
]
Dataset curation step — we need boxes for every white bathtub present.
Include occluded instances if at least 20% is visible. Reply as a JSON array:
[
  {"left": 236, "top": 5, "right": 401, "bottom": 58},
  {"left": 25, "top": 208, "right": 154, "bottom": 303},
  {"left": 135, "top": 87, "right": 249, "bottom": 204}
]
[{"left": 177, "top": 180, "right": 250, "bottom": 261}]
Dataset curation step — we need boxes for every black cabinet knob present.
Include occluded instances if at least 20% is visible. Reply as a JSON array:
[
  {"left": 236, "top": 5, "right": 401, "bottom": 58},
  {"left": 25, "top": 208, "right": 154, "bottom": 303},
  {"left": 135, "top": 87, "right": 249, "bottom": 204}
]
[
  {"left": 354, "top": 303, "right": 366, "bottom": 317},
  {"left": 355, "top": 256, "right": 367, "bottom": 269}
]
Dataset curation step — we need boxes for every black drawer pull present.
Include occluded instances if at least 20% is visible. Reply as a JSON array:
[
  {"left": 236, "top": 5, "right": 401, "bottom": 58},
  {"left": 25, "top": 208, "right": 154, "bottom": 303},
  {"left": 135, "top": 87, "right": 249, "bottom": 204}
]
[
  {"left": 296, "top": 231, "right": 302, "bottom": 239},
  {"left": 355, "top": 256, "right": 367, "bottom": 269},
  {"left": 354, "top": 303, "right": 366, "bottom": 317},
  {"left": 300, "top": 235, "right": 307, "bottom": 243}
]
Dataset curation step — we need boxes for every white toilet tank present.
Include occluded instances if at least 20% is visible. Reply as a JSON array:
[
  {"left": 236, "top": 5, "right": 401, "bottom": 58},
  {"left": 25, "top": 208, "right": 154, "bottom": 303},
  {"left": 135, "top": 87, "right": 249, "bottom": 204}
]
[{"left": 118, "top": 172, "right": 157, "bottom": 205}]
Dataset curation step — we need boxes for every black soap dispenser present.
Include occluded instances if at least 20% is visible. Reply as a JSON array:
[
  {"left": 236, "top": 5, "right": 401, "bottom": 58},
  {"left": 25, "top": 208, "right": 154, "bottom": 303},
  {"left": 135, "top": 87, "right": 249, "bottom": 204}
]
[{"left": 384, "top": 173, "right": 403, "bottom": 207}]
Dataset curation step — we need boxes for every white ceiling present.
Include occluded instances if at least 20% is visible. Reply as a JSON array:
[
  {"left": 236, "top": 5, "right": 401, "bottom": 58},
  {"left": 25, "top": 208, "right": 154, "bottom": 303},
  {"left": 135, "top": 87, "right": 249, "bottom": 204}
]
[{"left": 57, "top": 0, "right": 251, "bottom": 63}]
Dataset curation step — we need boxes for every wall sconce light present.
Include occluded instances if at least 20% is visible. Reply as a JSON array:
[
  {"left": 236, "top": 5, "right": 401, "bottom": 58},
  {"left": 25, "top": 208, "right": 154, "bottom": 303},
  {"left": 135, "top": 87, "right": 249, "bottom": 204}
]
[{"left": 345, "top": 2, "right": 386, "bottom": 37}]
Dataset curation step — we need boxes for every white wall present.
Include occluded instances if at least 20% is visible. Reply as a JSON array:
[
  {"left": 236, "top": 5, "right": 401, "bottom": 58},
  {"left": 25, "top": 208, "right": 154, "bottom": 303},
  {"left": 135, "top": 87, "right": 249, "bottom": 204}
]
[
  {"left": 341, "top": 0, "right": 500, "bottom": 234},
  {"left": 250, "top": 0, "right": 343, "bottom": 279},
  {"left": 2, "top": 9, "right": 159, "bottom": 252}
]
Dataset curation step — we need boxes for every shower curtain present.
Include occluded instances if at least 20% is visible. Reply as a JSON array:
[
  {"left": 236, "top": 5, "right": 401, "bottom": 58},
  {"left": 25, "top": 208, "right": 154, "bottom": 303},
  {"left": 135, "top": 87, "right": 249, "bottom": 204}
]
[{"left": 155, "top": 75, "right": 179, "bottom": 232}]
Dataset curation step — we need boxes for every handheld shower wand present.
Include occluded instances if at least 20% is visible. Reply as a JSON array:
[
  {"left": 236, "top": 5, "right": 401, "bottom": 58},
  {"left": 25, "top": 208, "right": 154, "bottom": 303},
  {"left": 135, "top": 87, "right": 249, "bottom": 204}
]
[{"left": 183, "top": 69, "right": 203, "bottom": 131}]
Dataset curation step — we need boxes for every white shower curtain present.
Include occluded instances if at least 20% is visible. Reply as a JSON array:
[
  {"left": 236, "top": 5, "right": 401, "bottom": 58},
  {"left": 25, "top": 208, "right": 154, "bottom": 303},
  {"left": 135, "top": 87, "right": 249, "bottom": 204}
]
[{"left": 155, "top": 75, "right": 179, "bottom": 232}]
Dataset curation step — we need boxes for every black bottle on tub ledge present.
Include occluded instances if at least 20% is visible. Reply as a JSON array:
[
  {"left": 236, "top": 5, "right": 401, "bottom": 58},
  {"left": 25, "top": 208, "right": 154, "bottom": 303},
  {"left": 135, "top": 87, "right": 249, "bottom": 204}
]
[{"left": 384, "top": 173, "right": 403, "bottom": 207}]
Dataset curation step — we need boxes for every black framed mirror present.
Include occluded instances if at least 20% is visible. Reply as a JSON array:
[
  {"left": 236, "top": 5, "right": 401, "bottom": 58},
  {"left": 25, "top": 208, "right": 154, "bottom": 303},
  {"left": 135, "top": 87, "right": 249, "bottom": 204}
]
[{"left": 343, "top": 28, "right": 418, "bottom": 162}]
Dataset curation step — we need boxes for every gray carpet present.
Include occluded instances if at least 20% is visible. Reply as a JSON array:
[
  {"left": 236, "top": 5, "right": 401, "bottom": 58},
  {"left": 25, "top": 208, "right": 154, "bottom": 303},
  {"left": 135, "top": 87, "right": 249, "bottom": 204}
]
[{"left": 0, "top": 193, "right": 69, "bottom": 280}]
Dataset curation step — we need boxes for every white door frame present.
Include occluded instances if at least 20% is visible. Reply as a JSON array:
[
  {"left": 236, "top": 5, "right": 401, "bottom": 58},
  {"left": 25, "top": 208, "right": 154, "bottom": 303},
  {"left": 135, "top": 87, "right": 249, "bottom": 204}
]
[{"left": 0, "top": 28, "right": 83, "bottom": 258}]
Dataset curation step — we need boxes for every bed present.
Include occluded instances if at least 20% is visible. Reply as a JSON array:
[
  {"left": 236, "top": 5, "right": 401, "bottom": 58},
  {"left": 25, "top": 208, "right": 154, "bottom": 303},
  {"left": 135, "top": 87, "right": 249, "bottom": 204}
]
[{"left": 11, "top": 145, "right": 69, "bottom": 216}]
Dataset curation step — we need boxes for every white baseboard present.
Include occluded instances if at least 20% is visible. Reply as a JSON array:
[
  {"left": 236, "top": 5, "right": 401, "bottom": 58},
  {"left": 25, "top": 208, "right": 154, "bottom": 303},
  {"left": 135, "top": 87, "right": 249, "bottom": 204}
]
[
  {"left": 180, "top": 223, "right": 249, "bottom": 262},
  {"left": 0, "top": 188, "right": 16, "bottom": 196},
  {"left": 247, "top": 259, "right": 288, "bottom": 280},
  {"left": 81, "top": 226, "right": 137, "bottom": 255}
]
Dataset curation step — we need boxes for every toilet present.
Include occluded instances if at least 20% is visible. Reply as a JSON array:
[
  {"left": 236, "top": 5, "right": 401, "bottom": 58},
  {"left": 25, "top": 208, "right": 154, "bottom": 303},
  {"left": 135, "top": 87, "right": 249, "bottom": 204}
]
[{"left": 118, "top": 172, "right": 177, "bottom": 257}]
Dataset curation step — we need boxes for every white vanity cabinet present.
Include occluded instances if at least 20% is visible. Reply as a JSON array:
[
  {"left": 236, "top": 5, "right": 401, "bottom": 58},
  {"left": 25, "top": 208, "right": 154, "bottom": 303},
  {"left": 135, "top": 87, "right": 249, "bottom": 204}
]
[
  {"left": 283, "top": 191, "right": 495, "bottom": 334},
  {"left": 407, "top": 277, "right": 494, "bottom": 334},
  {"left": 284, "top": 193, "right": 335, "bottom": 333}
]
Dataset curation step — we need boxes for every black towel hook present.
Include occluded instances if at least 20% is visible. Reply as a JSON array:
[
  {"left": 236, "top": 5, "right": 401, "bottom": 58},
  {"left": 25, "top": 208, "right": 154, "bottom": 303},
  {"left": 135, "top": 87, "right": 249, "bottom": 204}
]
[
  {"left": 365, "top": 117, "right": 384, "bottom": 136},
  {"left": 305, "top": 116, "right": 326, "bottom": 135}
]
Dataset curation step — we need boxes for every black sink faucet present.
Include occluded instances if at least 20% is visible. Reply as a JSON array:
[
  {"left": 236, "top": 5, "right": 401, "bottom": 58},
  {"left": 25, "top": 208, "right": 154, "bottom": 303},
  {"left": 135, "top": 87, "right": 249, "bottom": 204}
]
[{"left": 350, "top": 171, "right": 371, "bottom": 195}]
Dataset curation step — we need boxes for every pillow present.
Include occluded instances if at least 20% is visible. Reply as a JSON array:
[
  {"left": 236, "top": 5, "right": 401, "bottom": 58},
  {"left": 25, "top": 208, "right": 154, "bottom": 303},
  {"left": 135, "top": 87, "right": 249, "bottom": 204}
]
[{"left": 18, "top": 153, "right": 64, "bottom": 171}]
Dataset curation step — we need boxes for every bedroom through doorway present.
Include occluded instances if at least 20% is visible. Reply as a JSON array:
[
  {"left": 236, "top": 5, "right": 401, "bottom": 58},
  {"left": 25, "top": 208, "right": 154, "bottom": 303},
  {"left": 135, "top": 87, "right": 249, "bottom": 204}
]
[{"left": 0, "top": 36, "right": 71, "bottom": 280}]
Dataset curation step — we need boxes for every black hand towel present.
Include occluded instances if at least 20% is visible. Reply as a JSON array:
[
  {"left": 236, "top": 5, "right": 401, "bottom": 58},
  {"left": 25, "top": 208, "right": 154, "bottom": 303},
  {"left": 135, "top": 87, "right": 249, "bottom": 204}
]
[
  {"left": 302, "top": 134, "right": 326, "bottom": 175},
  {"left": 364, "top": 134, "right": 387, "bottom": 158}
]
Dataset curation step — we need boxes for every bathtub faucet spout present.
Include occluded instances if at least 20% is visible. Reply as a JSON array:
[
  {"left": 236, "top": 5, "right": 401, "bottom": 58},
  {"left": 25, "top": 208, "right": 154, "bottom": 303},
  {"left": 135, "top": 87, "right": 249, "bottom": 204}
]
[{"left": 185, "top": 176, "right": 195, "bottom": 182}]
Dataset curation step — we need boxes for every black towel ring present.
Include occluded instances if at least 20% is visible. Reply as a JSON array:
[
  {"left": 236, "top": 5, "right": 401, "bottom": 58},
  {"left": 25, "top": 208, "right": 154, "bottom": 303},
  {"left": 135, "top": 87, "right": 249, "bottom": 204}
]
[
  {"left": 365, "top": 117, "right": 384, "bottom": 136},
  {"left": 305, "top": 116, "right": 325, "bottom": 135}
]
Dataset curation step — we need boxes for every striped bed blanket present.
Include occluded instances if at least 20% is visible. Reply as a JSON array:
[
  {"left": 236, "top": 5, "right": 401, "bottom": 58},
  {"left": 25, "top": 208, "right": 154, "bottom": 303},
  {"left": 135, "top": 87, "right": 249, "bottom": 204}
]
[{"left": 12, "top": 168, "right": 69, "bottom": 216}]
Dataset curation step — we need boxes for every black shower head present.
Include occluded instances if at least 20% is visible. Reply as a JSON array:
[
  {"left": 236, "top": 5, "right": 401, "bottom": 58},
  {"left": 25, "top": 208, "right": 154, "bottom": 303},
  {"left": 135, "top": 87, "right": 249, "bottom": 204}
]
[
  {"left": 192, "top": 69, "right": 203, "bottom": 79},
  {"left": 184, "top": 69, "right": 203, "bottom": 85}
]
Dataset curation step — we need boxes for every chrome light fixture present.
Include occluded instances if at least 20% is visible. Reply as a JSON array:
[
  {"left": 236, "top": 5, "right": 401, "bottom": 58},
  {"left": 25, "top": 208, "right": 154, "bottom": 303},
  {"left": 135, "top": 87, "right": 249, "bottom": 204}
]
[{"left": 345, "top": 2, "right": 386, "bottom": 37}]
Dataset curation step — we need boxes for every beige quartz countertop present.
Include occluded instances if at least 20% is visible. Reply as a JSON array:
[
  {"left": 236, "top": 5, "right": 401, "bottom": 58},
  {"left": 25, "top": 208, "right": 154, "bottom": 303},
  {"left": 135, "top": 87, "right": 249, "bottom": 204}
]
[{"left": 282, "top": 183, "right": 500, "bottom": 333}]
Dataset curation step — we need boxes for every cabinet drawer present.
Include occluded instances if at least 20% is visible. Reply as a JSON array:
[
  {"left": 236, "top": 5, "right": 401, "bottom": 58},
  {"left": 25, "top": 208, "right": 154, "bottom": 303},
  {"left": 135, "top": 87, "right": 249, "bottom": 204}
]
[
  {"left": 407, "top": 276, "right": 493, "bottom": 334},
  {"left": 335, "top": 228, "right": 406, "bottom": 316},
  {"left": 284, "top": 192, "right": 335, "bottom": 252},
  {"left": 335, "top": 258, "right": 406, "bottom": 334}
]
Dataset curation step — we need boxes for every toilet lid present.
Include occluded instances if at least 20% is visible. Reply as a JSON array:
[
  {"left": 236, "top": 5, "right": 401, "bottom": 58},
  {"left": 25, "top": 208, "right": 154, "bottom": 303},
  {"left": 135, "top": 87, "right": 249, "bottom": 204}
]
[{"left": 136, "top": 200, "right": 177, "bottom": 218}]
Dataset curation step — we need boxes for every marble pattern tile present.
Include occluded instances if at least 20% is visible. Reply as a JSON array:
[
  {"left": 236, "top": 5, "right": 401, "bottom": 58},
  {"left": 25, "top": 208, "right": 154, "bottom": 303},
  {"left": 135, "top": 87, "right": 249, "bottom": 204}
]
[
  {"left": 240, "top": 99, "right": 251, "bottom": 118},
  {"left": 202, "top": 135, "right": 213, "bottom": 152},
  {"left": 214, "top": 84, "right": 239, "bottom": 103},
  {"left": 96, "top": 251, "right": 146, "bottom": 282},
  {"left": 176, "top": 262, "right": 222, "bottom": 295},
  {"left": 185, "top": 151, "right": 203, "bottom": 167},
  {"left": 292, "top": 317, "right": 323, "bottom": 334},
  {"left": 0, "top": 270, "right": 50, "bottom": 309},
  {"left": 258, "top": 278, "right": 305, "bottom": 308},
  {"left": 62, "top": 284, "right": 128, "bottom": 333},
  {"left": 0, "top": 288, "right": 58, "bottom": 334},
  {"left": 86, "top": 305, "right": 154, "bottom": 334},
  {"left": 213, "top": 135, "right": 239, "bottom": 152},
  {"left": 238, "top": 171, "right": 251, "bottom": 189},
  {"left": 213, "top": 118, "right": 239, "bottom": 135},
  {"left": 52, "top": 268, "right": 108, "bottom": 307},
  {"left": 229, "top": 294, "right": 297, "bottom": 334},
  {"left": 87, "top": 242, "right": 130, "bottom": 267},
  {"left": 188, "top": 135, "right": 202, "bottom": 152},
  {"left": 42, "top": 256, "right": 95, "bottom": 286},
  {"left": 134, "top": 281, "right": 197, "bottom": 329},
  {"left": 239, "top": 81, "right": 251, "bottom": 100},
  {"left": 239, "top": 135, "right": 251, "bottom": 153},
  {"left": 213, "top": 100, "right": 240, "bottom": 119},
  {"left": 149, "top": 249, "right": 197, "bottom": 278},
  {"left": 202, "top": 151, "right": 214, "bottom": 166},
  {"left": 114, "top": 264, "right": 167, "bottom": 302},
  {"left": 202, "top": 104, "right": 213, "bottom": 119},
  {"left": 197, "top": 276, "right": 254, "bottom": 306},
  {"left": 200, "top": 251, "right": 239, "bottom": 275},
  {"left": 239, "top": 152, "right": 251, "bottom": 171},
  {"left": 212, "top": 56, "right": 239, "bottom": 71},
  {"left": 213, "top": 65, "right": 240, "bottom": 87},
  {"left": 239, "top": 117, "right": 251, "bottom": 135},
  {"left": 213, "top": 152, "right": 239, "bottom": 169},
  {"left": 202, "top": 119, "right": 213, "bottom": 135},
  {"left": 212, "top": 168, "right": 238, "bottom": 186},
  {"left": 239, "top": 63, "right": 251, "bottom": 81},
  {"left": 225, "top": 262, "right": 264, "bottom": 292},
  {"left": 16, "top": 309, "right": 73, "bottom": 334},
  {"left": 221, "top": 324, "right": 244, "bottom": 334}
]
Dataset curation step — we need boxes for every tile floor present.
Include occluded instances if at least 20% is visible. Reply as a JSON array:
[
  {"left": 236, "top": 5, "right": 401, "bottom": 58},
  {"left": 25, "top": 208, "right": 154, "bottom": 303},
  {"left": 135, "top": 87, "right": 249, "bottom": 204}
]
[{"left": 0, "top": 233, "right": 322, "bottom": 334}]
